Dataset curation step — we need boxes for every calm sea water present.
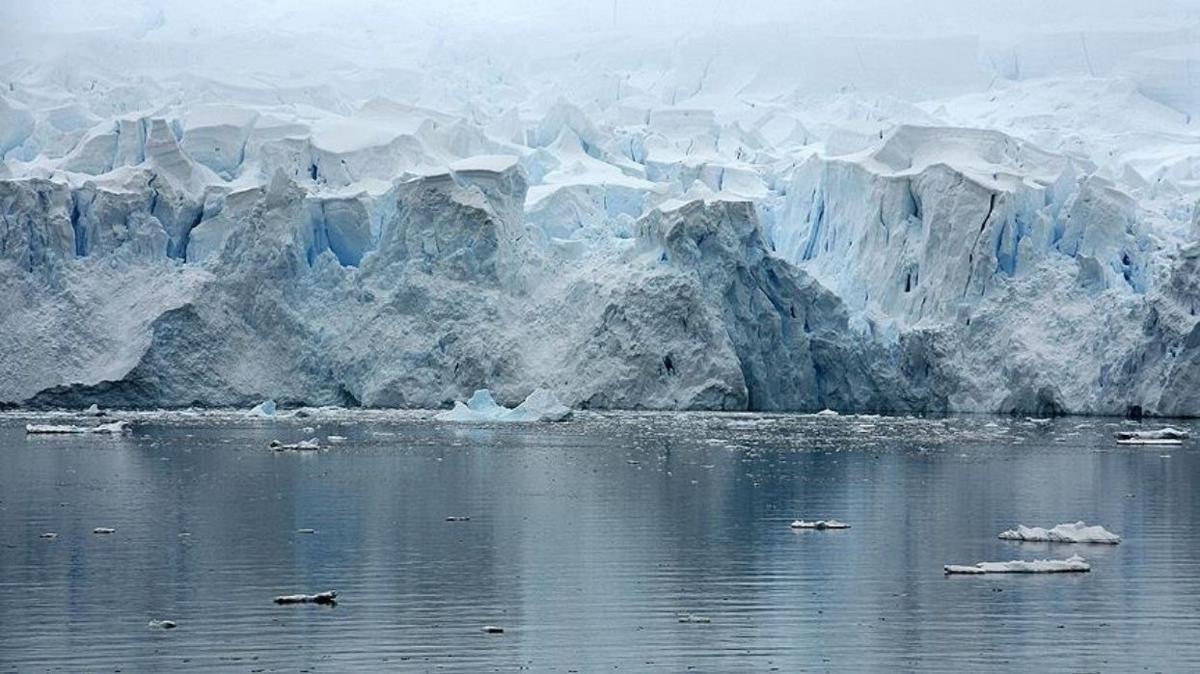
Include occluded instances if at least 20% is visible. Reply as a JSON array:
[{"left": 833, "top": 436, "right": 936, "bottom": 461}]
[{"left": 1, "top": 410, "right": 1198, "bottom": 672}]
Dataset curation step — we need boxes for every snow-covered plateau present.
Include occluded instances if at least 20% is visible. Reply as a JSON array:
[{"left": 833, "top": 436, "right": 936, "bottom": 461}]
[{"left": 2, "top": 1, "right": 1200, "bottom": 415}]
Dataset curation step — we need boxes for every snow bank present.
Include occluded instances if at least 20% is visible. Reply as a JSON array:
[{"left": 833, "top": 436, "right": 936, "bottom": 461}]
[
  {"left": 944, "top": 554, "right": 1090, "bottom": 574},
  {"left": 26, "top": 421, "right": 130, "bottom": 434},
  {"left": 998, "top": 522, "right": 1121, "bottom": 544},
  {"left": 435, "top": 388, "right": 572, "bottom": 423}
]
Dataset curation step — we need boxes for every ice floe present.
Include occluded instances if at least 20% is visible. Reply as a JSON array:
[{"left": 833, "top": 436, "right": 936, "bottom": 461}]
[
  {"left": 944, "top": 554, "right": 1091, "bottom": 574},
  {"left": 269, "top": 438, "right": 319, "bottom": 451},
  {"left": 26, "top": 421, "right": 131, "bottom": 434},
  {"left": 273, "top": 590, "right": 337, "bottom": 605},
  {"left": 435, "top": 388, "right": 572, "bottom": 423},
  {"left": 1115, "top": 427, "right": 1189, "bottom": 444},
  {"left": 998, "top": 522, "right": 1121, "bottom": 544},
  {"left": 249, "top": 400, "right": 278, "bottom": 417},
  {"left": 790, "top": 520, "right": 850, "bottom": 529}
]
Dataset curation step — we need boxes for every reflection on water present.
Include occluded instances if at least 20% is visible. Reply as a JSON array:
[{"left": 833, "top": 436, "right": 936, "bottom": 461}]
[{"left": 1, "top": 412, "right": 1198, "bottom": 671}]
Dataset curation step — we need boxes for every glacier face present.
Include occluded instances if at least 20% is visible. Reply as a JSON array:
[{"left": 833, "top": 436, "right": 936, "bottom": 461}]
[{"left": 2, "top": 2, "right": 1200, "bottom": 415}]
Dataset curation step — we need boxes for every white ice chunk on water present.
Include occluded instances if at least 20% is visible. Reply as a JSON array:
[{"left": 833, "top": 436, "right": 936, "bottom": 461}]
[
  {"left": 1114, "top": 427, "right": 1188, "bottom": 444},
  {"left": 26, "top": 421, "right": 130, "bottom": 434},
  {"left": 435, "top": 388, "right": 572, "bottom": 423},
  {"left": 944, "top": 554, "right": 1091, "bottom": 574},
  {"left": 268, "top": 438, "right": 319, "bottom": 451},
  {"left": 274, "top": 587, "right": 336, "bottom": 604},
  {"left": 249, "top": 400, "right": 277, "bottom": 417},
  {"left": 790, "top": 520, "right": 850, "bottom": 529},
  {"left": 998, "top": 522, "right": 1121, "bottom": 544}
]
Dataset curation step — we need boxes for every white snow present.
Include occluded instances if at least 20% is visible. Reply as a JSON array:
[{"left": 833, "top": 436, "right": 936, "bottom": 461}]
[
  {"left": 944, "top": 554, "right": 1091, "bottom": 574},
  {"left": 435, "top": 389, "right": 572, "bottom": 423},
  {"left": 998, "top": 522, "right": 1121, "bottom": 544}
]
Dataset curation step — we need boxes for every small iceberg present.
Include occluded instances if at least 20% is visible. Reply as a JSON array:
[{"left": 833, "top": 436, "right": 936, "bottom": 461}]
[
  {"left": 273, "top": 590, "right": 337, "bottom": 605},
  {"left": 944, "top": 554, "right": 1090, "bottom": 574},
  {"left": 677, "top": 614, "right": 712, "bottom": 623},
  {"left": 26, "top": 421, "right": 130, "bottom": 434},
  {"left": 481, "top": 625, "right": 505, "bottom": 634},
  {"left": 998, "top": 522, "right": 1121, "bottom": 544},
  {"left": 269, "top": 438, "right": 319, "bottom": 451},
  {"left": 93, "top": 527, "right": 116, "bottom": 534},
  {"left": 814, "top": 409, "right": 839, "bottom": 417},
  {"left": 790, "top": 519, "right": 850, "bottom": 529},
  {"left": 84, "top": 404, "right": 105, "bottom": 417},
  {"left": 148, "top": 619, "right": 177, "bottom": 629},
  {"left": 435, "top": 388, "right": 572, "bottom": 423},
  {"left": 249, "top": 399, "right": 277, "bottom": 417},
  {"left": 1115, "top": 427, "right": 1188, "bottom": 445}
]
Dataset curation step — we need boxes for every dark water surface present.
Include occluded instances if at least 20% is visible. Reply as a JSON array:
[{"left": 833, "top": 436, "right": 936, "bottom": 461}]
[{"left": 1, "top": 411, "right": 1198, "bottom": 672}]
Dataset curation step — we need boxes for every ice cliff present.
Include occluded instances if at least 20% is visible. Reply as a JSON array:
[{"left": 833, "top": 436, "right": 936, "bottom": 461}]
[{"left": 2, "top": 2, "right": 1199, "bottom": 415}]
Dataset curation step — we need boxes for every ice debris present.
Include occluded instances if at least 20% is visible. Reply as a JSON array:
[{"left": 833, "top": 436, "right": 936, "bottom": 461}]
[
  {"left": 84, "top": 404, "right": 105, "bottom": 416},
  {"left": 998, "top": 522, "right": 1121, "bottom": 544},
  {"left": 1115, "top": 427, "right": 1189, "bottom": 444},
  {"left": 481, "top": 625, "right": 505, "bottom": 634},
  {"left": 249, "top": 400, "right": 277, "bottom": 417},
  {"left": 26, "top": 421, "right": 130, "bottom": 434},
  {"left": 273, "top": 591, "right": 337, "bottom": 605},
  {"left": 148, "top": 620, "right": 177, "bottom": 629},
  {"left": 435, "top": 388, "right": 572, "bottom": 423},
  {"left": 944, "top": 554, "right": 1090, "bottom": 574},
  {"left": 677, "top": 614, "right": 712, "bottom": 623},
  {"left": 269, "top": 438, "right": 319, "bottom": 451},
  {"left": 790, "top": 519, "right": 850, "bottom": 529},
  {"left": 40, "top": 532, "right": 58, "bottom": 539},
  {"left": 93, "top": 527, "right": 115, "bottom": 534}
]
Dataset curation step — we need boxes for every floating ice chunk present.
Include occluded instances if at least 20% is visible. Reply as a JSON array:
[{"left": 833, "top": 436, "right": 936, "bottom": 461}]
[
  {"left": 814, "top": 409, "right": 840, "bottom": 417},
  {"left": 445, "top": 516, "right": 471, "bottom": 522},
  {"left": 1115, "top": 427, "right": 1188, "bottom": 444},
  {"left": 790, "top": 520, "right": 850, "bottom": 529},
  {"left": 269, "top": 438, "right": 319, "bottom": 451},
  {"left": 327, "top": 435, "right": 347, "bottom": 443},
  {"left": 504, "top": 388, "right": 573, "bottom": 422},
  {"left": 944, "top": 554, "right": 1090, "bottom": 574},
  {"left": 998, "top": 522, "right": 1121, "bottom": 544},
  {"left": 273, "top": 590, "right": 337, "bottom": 605},
  {"left": 296, "top": 528, "right": 317, "bottom": 534},
  {"left": 40, "top": 532, "right": 58, "bottom": 539},
  {"left": 84, "top": 404, "right": 105, "bottom": 417},
  {"left": 148, "top": 619, "right": 177, "bottom": 629},
  {"left": 434, "top": 388, "right": 572, "bottom": 423},
  {"left": 249, "top": 400, "right": 277, "bottom": 417},
  {"left": 26, "top": 421, "right": 130, "bottom": 434},
  {"left": 93, "top": 527, "right": 116, "bottom": 534},
  {"left": 677, "top": 614, "right": 712, "bottom": 623},
  {"left": 481, "top": 625, "right": 505, "bottom": 633}
]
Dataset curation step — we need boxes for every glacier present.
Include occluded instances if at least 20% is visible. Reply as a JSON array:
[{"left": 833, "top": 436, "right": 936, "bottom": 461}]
[{"left": 1, "top": 1, "right": 1199, "bottom": 415}]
